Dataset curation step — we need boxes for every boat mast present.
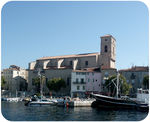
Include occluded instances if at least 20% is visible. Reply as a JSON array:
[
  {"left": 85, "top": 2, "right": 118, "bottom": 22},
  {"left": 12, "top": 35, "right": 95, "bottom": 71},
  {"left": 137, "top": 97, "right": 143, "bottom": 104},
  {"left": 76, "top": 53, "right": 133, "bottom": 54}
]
[
  {"left": 38, "top": 69, "right": 43, "bottom": 99},
  {"left": 116, "top": 72, "right": 120, "bottom": 98}
]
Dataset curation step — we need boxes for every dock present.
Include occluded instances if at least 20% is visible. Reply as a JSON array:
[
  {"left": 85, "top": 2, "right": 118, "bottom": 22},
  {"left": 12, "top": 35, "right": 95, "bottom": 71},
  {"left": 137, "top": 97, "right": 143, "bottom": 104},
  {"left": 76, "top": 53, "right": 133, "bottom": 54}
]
[{"left": 57, "top": 99, "right": 95, "bottom": 107}]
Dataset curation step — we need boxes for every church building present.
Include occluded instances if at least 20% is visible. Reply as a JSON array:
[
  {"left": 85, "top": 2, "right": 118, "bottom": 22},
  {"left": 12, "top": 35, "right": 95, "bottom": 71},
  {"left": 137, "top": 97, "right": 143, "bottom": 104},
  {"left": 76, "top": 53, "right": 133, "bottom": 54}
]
[{"left": 27, "top": 35, "right": 116, "bottom": 96}]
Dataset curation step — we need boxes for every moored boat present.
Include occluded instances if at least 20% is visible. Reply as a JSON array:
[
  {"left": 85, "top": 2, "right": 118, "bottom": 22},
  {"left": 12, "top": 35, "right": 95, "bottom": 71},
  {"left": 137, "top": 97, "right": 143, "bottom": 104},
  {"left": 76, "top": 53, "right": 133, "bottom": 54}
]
[
  {"left": 25, "top": 98, "right": 57, "bottom": 106},
  {"left": 91, "top": 72, "right": 149, "bottom": 111},
  {"left": 91, "top": 93, "right": 137, "bottom": 109}
]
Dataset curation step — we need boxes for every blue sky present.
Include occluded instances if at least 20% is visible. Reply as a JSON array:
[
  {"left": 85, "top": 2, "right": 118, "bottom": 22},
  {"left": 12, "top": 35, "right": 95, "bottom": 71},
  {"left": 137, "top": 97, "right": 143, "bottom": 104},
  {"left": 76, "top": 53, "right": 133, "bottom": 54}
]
[{"left": 1, "top": 1, "right": 149, "bottom": 70}]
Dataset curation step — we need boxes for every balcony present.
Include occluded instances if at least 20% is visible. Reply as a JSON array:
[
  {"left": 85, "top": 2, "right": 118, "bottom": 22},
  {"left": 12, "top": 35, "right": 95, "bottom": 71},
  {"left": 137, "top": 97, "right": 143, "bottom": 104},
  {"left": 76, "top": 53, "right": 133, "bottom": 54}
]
[{"left": 73, "top": 81, "right": 86, "bottom": 84}]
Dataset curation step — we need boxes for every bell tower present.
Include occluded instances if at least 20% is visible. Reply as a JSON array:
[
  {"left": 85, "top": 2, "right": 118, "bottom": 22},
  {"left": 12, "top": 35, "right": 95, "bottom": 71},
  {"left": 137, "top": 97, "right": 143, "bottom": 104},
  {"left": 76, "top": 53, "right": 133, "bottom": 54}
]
[{"left": 100, "top": 34, "right": 116, "bottom": 69}]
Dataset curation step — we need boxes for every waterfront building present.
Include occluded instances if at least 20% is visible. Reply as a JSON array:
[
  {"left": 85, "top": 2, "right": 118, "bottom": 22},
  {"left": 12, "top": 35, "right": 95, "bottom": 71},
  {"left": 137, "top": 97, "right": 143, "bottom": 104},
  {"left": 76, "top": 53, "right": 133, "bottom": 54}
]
[
  {"left": 119, "top": 66, "right": 149, "bottom": 96},
  {"left": 71, "top": 69, "right": 101, "bottom": 98},
  {"left": 2, "top": 65, "right": 28, "bottom": 95},
  {"left": 27, "top": 35, "right": 116, "bottom": 96}
]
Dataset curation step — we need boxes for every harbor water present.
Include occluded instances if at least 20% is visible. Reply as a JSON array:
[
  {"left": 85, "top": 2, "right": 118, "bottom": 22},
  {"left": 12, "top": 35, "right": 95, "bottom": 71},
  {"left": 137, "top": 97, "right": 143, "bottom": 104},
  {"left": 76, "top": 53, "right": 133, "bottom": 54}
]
[{"left": 1, "top": 101, "right": 148, "bottom": 121}]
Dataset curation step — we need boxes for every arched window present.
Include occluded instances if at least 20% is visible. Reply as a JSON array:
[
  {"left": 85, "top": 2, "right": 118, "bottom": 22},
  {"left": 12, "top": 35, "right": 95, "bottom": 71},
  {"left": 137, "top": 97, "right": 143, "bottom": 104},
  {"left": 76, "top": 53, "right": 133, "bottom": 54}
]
[{"left": 104, "top": 45, "right": 108, "bottom": 52}]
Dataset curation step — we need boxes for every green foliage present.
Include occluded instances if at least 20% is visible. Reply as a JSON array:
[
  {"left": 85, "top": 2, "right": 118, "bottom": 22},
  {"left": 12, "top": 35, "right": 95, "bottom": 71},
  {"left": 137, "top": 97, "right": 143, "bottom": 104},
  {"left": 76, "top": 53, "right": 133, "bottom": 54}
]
[
  {"left": 46, "top": 78, "right": 66, "bottom": 93},
  {"left": 143, "top": 75, "right": 149, "bottom": 89},
  {"left": 32, "top": 77, "right": 40, "bottom": 93},
  {"left": 1, "top": 76, "right": 6, "bottom": 90},
  {"left": 104, "top": 74, "right": 132, "bottom": 97}
]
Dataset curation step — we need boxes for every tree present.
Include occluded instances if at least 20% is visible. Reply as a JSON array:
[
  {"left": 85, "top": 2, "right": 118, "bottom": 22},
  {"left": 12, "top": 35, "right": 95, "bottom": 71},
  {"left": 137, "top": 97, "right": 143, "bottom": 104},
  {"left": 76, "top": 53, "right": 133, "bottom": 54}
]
[
  {"left": 1, "top": 76, "right": 6, "bottom": 90},
  {"left": 104, "top": 74, "right": 132, "bottom": 97},
  {"left": 143, "top": 75, "right": 149, "bottom": 89},
  {"left": 32, "top": 77, "right": 40, "bottom": 93},
  {"left": 32, "top": 76, "right": 47, "bottom": 95},
  {"left": 46, "top": 78, "right": 66, "bottom": 93}
]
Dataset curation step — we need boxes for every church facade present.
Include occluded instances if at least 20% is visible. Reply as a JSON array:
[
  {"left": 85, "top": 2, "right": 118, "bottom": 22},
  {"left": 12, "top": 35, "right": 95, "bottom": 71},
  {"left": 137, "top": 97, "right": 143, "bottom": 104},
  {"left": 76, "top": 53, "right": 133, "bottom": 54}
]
[{"left": 27, "top": 35, "right": 116, "bottom": 96}]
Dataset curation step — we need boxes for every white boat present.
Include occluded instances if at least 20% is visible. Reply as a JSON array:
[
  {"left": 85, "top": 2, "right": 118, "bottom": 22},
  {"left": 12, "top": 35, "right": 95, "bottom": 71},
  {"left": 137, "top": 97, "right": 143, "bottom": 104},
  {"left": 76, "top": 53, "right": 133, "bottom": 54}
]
[
  {"left": 26, "top": 98, "right": 57, "bottom": 106},
  {"left": 7, "top": 97, "right": 21, "bottom": 102},
  {"left": 4, "top": 90, "right": 23, "bottom": 102}
]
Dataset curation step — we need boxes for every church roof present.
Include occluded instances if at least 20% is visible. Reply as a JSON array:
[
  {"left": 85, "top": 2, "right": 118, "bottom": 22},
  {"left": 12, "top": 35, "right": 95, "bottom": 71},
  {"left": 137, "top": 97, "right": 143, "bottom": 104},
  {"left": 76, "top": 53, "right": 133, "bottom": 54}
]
[{"left": 38, "top": 52, "right": 100, "bottom": 60}]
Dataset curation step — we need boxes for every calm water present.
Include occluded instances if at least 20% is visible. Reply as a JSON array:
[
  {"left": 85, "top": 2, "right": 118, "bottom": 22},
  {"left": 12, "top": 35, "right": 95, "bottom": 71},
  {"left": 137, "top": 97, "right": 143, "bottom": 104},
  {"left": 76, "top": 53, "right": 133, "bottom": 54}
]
[{"left": 1, "top": 101, "right": 148, "bottom": 121}]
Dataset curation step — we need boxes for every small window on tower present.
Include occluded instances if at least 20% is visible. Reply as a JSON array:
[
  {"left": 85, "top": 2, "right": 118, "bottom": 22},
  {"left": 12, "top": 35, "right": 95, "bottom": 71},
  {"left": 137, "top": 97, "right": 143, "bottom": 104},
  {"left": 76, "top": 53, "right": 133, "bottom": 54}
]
[{"left": 104, "top": 45, "right": 108, "bottom": 52}]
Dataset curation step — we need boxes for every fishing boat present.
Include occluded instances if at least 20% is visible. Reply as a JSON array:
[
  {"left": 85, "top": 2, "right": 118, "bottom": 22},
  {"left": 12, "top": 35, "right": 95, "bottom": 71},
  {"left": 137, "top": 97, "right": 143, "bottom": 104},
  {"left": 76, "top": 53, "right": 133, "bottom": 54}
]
[
  {"left": 91, "top": 73, "right": 149, "bottom": 111},
  {"left": 91, "top": 93, "right": 137, "bottom": 109}
]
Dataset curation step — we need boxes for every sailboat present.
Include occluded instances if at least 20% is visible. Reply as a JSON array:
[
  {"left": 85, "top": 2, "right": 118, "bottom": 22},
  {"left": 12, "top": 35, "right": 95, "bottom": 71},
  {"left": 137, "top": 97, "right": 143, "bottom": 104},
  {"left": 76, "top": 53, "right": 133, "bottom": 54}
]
[
  {"left": 91, "top": 73, "right": 149, "bottom": 111},
  {"left": 25, "top": 69, "right": 57, "bottom": 106}
]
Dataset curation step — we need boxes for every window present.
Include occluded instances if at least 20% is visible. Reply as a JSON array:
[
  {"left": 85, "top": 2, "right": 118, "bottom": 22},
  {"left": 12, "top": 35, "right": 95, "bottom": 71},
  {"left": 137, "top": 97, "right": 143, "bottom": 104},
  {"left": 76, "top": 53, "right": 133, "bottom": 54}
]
[
  {"left": 130, "top": 73, "right": 136, "bottom": 79},
  {"left": 93, "top": 79, "right": 94, "bottom": 82},
  {"left": 85, "top": 61, "right": 88, "bottom": 66},
  {"left": 96, "top": 79, "right": 97, "bottom": 82},
  {"left": 83, "top": 86, "right": 85, "bottom": 90},
  {"left": 105, "top": 39, "right": 107, "bottom": 41},
  {"left": 77, "top": 86, "right": 80, "bottom": 90},
  {"left": 81, "top": 78, "right": 84, "bottom": 83},
  {"left": 81, "top": 72, "right": 86, "bottom": 75},
  {"left": 76, "top": 78, "right": 79, "bottom": 83},
  {"left": 104, "top": 45, "right": 108, "bottom": 52},
  {"left": 70, "top": 61, "right": 72, "bottom": 66},
  {"left": 88, "top": 79, "right": 90, "bottom": 82}
]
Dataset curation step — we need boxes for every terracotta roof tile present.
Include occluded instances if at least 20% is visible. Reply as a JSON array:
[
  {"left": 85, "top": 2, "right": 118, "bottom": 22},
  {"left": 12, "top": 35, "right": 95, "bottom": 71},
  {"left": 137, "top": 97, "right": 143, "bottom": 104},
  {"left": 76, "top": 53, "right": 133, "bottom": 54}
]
[
  {"left": 119, "top": 66, "right": 149, "bottom": 72},
  {"left": 38, "top": 52, "right": 100, "bottom": 60}
]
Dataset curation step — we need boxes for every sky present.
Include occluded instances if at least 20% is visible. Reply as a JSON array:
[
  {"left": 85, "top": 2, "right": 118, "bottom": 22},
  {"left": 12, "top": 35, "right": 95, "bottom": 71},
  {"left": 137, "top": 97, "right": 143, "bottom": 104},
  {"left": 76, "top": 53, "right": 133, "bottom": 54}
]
[{"left": 1, "top": 1, "right": 149, "bottom": 70}]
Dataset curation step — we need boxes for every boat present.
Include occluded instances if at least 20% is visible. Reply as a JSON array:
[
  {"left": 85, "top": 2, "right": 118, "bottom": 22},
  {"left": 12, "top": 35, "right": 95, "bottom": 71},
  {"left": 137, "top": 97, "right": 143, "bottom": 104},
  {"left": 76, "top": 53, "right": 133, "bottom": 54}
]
[
  {"left": 7, "top": 97, "right": 21, "bottom": 102},
  {"left": 25, "top": 98, "right": 57, "bottom": 106},
  {"left": 2, "top": 90, "right": 23, "bottom": 102},
  {"left": 91, "top": 93, "right": 137, "bottom": 109},
  {"left": 91, "top": 73, "right": 149, "bottom": 111},
  {"left": 25, "top": 69, "right": 57, "bottom": 106}
]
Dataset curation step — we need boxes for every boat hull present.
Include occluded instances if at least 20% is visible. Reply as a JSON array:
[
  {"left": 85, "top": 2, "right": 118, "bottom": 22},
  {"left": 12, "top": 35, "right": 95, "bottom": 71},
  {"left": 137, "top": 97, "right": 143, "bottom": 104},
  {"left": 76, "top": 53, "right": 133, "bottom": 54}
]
[{"left": 92, "top": 94, "right": 137, "bottom": 109}]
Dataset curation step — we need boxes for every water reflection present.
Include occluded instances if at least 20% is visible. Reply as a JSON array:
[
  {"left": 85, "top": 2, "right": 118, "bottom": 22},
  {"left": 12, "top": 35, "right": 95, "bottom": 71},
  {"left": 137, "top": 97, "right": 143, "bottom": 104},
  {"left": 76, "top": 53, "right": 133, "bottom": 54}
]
[{"left": 1, "top": 101, "right": 148, "bottom": 121}]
